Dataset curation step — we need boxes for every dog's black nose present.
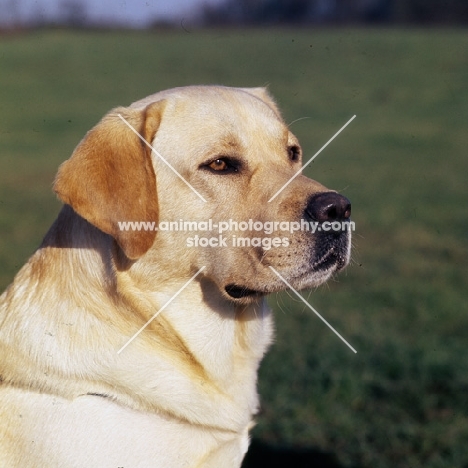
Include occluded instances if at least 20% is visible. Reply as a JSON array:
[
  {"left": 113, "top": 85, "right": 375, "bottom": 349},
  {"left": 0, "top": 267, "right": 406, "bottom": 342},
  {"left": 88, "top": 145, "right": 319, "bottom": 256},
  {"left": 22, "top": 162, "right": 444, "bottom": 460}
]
[{"left": 306, "top": 192, "right": 351, "bottom": 222}]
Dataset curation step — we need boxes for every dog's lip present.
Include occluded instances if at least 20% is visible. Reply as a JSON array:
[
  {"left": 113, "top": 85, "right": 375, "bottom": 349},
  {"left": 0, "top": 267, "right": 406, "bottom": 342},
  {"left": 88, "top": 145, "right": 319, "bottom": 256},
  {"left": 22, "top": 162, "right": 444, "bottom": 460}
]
[
  {"left": 224, "top": 243, "right": 349, "bottom": 300},
  {"left": 313, "top": 247, "right": 346, "bottom": 271},
  {"left": 224, "top": 284, "right": 266, "bottom": 300}
]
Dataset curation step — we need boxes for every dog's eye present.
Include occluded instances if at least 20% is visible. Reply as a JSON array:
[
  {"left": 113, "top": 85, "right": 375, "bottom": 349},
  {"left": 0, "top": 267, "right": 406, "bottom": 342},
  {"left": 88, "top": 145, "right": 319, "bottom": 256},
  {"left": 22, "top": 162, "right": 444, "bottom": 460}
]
[
  {"left": 202, "top": 157, "right": 239, "bottom": 174},
  {"left": 288, "top": 145, "right": 301, "bottom": 162},
  {"left": 209, "top": 159, "right": 229, "bottom": 171}
]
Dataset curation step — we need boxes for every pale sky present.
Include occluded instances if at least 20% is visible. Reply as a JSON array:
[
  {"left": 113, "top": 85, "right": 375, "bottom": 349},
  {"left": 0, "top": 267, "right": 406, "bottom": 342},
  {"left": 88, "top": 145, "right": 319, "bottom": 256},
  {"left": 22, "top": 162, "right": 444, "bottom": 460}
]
[{"left": 1, "top": 0, "right": 223, "bottom": 27}]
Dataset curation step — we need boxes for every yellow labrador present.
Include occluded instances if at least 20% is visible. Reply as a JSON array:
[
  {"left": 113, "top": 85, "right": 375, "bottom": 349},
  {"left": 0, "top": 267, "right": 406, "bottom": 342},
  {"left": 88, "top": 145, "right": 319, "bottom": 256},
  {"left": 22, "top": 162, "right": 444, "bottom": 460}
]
[{"left": 0, "top": 86, "right": 351, "bottom": 467}]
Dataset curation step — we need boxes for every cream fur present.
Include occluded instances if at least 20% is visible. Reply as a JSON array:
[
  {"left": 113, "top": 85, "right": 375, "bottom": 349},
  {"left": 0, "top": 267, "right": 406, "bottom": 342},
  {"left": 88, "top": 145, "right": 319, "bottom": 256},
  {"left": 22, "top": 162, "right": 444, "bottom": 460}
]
[{"left": 0, "top": 86, "right": 350, "bottom": 467}]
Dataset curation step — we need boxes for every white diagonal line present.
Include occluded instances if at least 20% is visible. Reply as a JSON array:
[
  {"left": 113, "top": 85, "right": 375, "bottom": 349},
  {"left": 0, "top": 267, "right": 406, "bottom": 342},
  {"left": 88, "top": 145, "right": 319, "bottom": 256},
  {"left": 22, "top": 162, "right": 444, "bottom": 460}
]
[
  {"left": 269, "top": 266, "right": 357, "bottom": 353},
  {"left": 117, "top": 266, "right": 206, "bottom": 354},
  {"left": 118, "top": 114, "right": 207, "bottom": 203},
  {"left": 268, "top": 115, "right": 356, "bottom": 203}
]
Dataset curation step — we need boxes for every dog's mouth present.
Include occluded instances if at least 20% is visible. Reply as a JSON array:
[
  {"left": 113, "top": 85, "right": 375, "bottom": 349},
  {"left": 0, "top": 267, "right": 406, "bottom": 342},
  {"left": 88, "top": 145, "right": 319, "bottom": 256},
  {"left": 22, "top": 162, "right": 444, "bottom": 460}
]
[
  {"left": 311, "top": 228, "right": 351, "bottom": 273},
  {"left": 223, "top": 232, "right": 350, "bottom": 301},
  {"left": 225, "top": 284, "right": 265, "bottom": 300},
  {"left": 313, "top": 247, "right": 347, "bottom": 272}
]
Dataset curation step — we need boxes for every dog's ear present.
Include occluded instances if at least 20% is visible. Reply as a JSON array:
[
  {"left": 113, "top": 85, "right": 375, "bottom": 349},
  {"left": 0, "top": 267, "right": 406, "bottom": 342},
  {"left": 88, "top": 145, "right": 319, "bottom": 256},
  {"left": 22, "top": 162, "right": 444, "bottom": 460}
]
[
  {"left": 54, "top": 101, "right": 165, "bottom": 259},
  {"left": 241, "top": 87, "right": 282, "bottom": 118}
]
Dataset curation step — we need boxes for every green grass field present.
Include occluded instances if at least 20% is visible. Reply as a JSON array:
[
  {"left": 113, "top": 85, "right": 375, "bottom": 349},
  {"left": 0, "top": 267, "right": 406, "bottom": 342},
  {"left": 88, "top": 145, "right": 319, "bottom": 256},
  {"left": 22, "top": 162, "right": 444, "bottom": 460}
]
[{"left": 1, "top": 28, "right": 467, "bottom": 467}]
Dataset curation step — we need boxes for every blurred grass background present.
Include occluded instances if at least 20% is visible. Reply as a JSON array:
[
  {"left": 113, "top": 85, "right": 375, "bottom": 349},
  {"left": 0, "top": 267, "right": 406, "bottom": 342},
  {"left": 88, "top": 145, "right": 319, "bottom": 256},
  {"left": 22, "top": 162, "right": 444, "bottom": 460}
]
[{"left": 0, "top": 28, "right": 467, "bottom": 467}]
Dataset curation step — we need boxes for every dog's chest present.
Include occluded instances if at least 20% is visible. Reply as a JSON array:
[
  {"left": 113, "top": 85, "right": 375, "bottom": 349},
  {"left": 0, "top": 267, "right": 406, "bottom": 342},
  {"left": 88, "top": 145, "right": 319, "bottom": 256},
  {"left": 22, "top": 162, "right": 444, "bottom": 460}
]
[{"left": 0, "top": 388, "right": 248, "bottom": 468}]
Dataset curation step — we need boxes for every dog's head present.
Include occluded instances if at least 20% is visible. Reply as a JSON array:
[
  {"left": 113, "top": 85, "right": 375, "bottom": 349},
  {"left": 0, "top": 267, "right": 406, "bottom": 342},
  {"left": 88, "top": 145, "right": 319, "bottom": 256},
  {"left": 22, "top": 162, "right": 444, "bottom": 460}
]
[{"left": 54, "top": 86, "right": 351, "bottom": 303}]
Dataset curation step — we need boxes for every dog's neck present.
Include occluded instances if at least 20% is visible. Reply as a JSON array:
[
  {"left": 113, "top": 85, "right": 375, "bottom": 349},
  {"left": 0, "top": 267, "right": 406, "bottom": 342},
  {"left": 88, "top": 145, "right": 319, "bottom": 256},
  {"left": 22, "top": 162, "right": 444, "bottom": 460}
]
[{"left": 1, "top": 205, "right": 274, "bottom": 432}]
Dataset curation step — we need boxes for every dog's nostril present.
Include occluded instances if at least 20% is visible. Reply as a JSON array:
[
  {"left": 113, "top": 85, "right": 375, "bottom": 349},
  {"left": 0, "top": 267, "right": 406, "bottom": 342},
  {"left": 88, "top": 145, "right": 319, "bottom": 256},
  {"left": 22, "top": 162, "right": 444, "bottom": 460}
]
[
  {"left": 326, "top": 206, "right": 337, "bottom": 220},
  {"left": 306, "top": 192, "right": 351, "bottom": 222}
]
